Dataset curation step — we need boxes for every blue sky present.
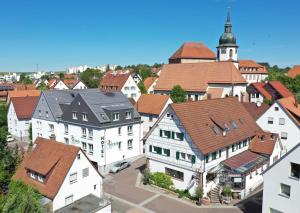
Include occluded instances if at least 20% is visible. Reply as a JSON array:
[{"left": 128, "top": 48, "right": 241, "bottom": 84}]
[{"left": 0, "top": 0, "right": 299, "bottom": 72}]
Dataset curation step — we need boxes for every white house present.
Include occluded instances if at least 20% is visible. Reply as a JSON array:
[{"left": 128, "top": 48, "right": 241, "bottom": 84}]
[
  {"left": 7, "top": 96, "right": 39, "bottom": 139},
  {"left": 135, "top": 94, "right": 172, "bottom": 135},
  {"left": 257, "top": 96, "right": 300, "bottom": 152},
  {"left": 145, "top": 97, "right": 261, "bottom": 199},
  {"left": 262, "top": 143, "right": 300, "bottom": 213},
  {"left": 100, "top": 73, "right": 141, "bottom": 101},
  {"left": 13, "top": 138, "right": 111, "bottom": 212},
  {"left": 32, "top": 89, "right": 143, "bottom": 174},
  {"left": 238, "top": 60, "right": 268, "bottom": 84},
  {"left": 53, "top": 80, "right": 69, "bottom": 90},
  {"left": 48, "top": 79, "right": 88, "bottom": 90}
]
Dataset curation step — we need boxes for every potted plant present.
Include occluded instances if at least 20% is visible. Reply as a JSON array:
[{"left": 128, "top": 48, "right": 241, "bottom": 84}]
[
  {"left": 195, "top": 186, "right": 203, "bottom": 205},
  {"left": 222, "top": 186, "right": 232, "bottom": 204}
]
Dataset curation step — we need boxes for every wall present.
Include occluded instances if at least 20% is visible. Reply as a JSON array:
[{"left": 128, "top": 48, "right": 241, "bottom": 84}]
[
  {"left": 73, "top": 81, "right": 87, "bottom": 90},
  {"left": 180, "top": 58, "right": 216, "bottom": 63},
  {"left": 242, "top": 74, "right": 268, "bottom": 84},
  {"left": 54, "top": 81, "right": 69, "bottom": 90},
  {"left": 121, "top": 75, "right": 141, "bottom": 101},
  {"left": 53, "top": 150, "right": 102, "bottom": 211},
  {"left": 257, "top": 102, "right": 300, "bottom": 151},
  {"left": 262, "top": 145, "right": 300, "bottom": 213}
]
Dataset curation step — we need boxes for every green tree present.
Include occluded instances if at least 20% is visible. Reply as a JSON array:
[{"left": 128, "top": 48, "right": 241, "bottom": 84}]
[
  {"left": 22, "top": 77, "right": 32, "bottom": 85},
  {"left": 59, "top": 72, "right": 64, "bottom": 79},
  {"left": 138, "top": 81, "right": 147, "bottom": 94},
  {"left": 80, "top": 68, "right": 102, "bottom": 88},
  {"left": 19, "top": 73, "right": 26, "bottom": 83},
  {"left": 106, "top": 64, "right": 110, "bottom": 72},
  {"left": 41, "top": 75, "right": 50, "bottom": 81},
  {"left": 134, "top": 64, "right": 151, "bottom": 80},
  {"left": 170, "top": 85, "right": 187, "bottom": 103},
  {"left": 37, "top": 83, "right": 47, "bottom": 91},
  {"left": 28, "top": 124, "right": 32, "bottom": 142},
  {"left": 115, "top": 65, "right": 123, "bottom": 70},
  {"left": 0, "top": 104, "right": 8, "bottom": 127},
  {"left": 1, "top": 180, "right": 44, "bottom": 213}
]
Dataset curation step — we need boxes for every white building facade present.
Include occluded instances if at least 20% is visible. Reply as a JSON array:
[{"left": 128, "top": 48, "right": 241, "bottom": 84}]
[{"left": 7, "top": 103, "right": 30, "bottom": 138}]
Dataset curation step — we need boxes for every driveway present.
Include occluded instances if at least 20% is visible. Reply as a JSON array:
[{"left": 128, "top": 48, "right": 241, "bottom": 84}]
[{"left": 104, "top": 157, "right": 242, "bottom": 213}]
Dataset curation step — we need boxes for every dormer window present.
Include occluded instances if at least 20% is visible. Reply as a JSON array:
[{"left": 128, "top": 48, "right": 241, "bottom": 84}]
[
  {"left": 30, "top": 171, "right": 36, "bottom": 179},
  {"left": 126, "top": 111, "right": 132, "bottom": 119},
  {"left": 38, "top": 110, "right": 41, "bottom": 117},
  {"left": 231, "top": 121, "right": 237, "bottom": 129},
  {"left": 82, "top": 113, "right": 88, "bottom": 121},
  {"left": 38, "top": 175, "right": 45, "bottom": 183},
  {"left": 46, "top": 111, "right": 49, "bottom": 118},
  {"left": 113, "top": 113, "right": 119, "bottom": 121},
  {"left": 72, "top": 112, "right": 78, "bottom": 120}
]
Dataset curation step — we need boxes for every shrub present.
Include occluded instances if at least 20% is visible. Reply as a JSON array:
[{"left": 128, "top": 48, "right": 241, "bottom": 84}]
[
  {"left": 195, "top": 186, "right": 204, "bottom": 200},
  {"left": 222, "top": 186, "right": 232, "bottom": 197},
  {"left": 150, "top": 172, "right": 173, "bottom": 189},
  {"left": 142, "top": 168, "right": 151, "bottom": 185}
]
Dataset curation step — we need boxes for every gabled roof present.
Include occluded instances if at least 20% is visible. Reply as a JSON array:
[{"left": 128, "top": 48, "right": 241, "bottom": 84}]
[
  {"left": 170, "top": 97, "right": 260, "bottom": 154},
  {"left": 169, "top": 42, "right": 216, "bottom": 60},
  {"left": 13, "top": 138, "right": 80, "bottom": 199},
  {"left": 288, "top": 65, "right": 300, "bottom": 78},
  {"left": 268, "top": 81, "right": 293, "bottom": 98},
  {"left": 143, "top": 77, "right": 157, "bottom": 91},
  {"left": 250, "top": 82, "right": 272, "bottom": 100},
  {"left": 63, "top": 79, "right": 79, "bottom": 88},
  {"left": 238, "top": 60, "right": 268, "bottom": 74},
  {"left": 242, "top": 102, "right": 270, "bottom": 120},
  {"left": 11, "top": 96, "right": 39, "bottom": 120},
  {"left": 135, "top": 94, "right": 170, "bottom": 115},
  {"left": 249, "top": 131, "right": 278, "bottom": 155},
  {"left": 100, "top": 73, "right": 130, "bottom": 91},
  {"left": 278, "top": 96, "right": 300, "bottom": 126},
  {"left": 155, "top": 62, "right": 246, "bottom": 92}
]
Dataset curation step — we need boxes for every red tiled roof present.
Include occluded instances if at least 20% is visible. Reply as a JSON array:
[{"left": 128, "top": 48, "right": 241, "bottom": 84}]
[
  {"left": 63, "top": 79, "right": 79, "bottom": 88},
  {"left": 251, "top": 83, "right": 272, "bottom": 100},
  {"left": 170, "top": 97, "right": 261, "bottom": 154},
  {"left": 239, "top": 60, "right": 268, "bottom": 74},
  {"left": 268, "top": 81, "right": 293, "bottom": 98},
  {"left": 242, "top": 102, "right": 270, "bottom": 120},
  {"left": 206, "top": 88, "right": 224, "bottom": 99},
  {"left": 223, "top": 150, "right": 263, "bottom": 170},
  {"left": 135, "top": 94, "right": 170, "bottom": 115},
  {"left": 100, "top": 73, "right": 130, "bottom": 91},
  {"left": 8, "top": 90, "right": 41, "bottom": 99},
  {"left": 13, "top": 138, "right": 80, "bottom": 199},
  {"left": 10, "top": 96, "right": 39, "bottom": 120},
  {"left": 249, "top": 131, "right": 278, "bottom": 155},
  {"left": 143, "top": 77, "right": 157, "bottom": 91},
  {"left": 288, "top": 65, "right": 300, "bottom": 78},
  {"left": 155, "top": 62, "right": 247, "bottom": 92},
  {"left": 169, "top": 42, "right": 216, "bottom": 60}
]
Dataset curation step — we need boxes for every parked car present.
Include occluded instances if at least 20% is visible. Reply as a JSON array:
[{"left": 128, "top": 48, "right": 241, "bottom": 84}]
[
  {"left": 6, "top": 135, "right": 14, "bottom": 143},
  {"left": 110, "top": 161, "right": 130, "bottom": 173}
]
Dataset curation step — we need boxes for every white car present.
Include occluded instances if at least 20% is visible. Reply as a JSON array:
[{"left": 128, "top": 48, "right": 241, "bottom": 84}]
[
  {"left": 110, "top": 161, "right": 130, "bottom": 173},
  {"left": 6, "top": 135, "right": 14, "bottom": 143}
]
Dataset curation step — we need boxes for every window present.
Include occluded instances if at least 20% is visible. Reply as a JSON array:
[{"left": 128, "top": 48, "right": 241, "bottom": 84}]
[
  {"left": 127, "top": 125, "right": 133, "bottom": 135},
  {"left": 291, "top": 163, "right": 300, "bottom": 179},
  {"left": 281, "top": 132, "right": 288, "bottom": 140},
  {"left": 30, "top": 172, "right": 36, "bottom": 179},
  {"left": 212, "top": 152, "right": 217, "bottom": 160},
  {"left": 113, "top": 113, "right": 119, "bottom": 121},
  {"left": 275, "top": 107, "right": 279, "bottom": 111},
  {"left": 64, "top": 124, "right": 68, "bottom": 134},
  {"left": 77, "top": 154, "right": 80, "bottom": 159},
  {"left": 126, "top": 111, "right": 132, "bottom": 119},
  {"left": 118, "top": 142, "right": 121, "bottom": 150},
  {"left": 165, "top": 168, "right": 184, "bottom": 181},
  {"left": 175, "top": 132, "right": 184, "bottom": 141},
  {"left": 127, "top": 139, "right": 133, "bottom": 149},
  {"left": 69, "top": 173, "right": 77, "bottom": 184},
  {"left": 38, "top": 110, "right": 41, "bottom": 117},
  {"left": 232, "top": 144, "right": 236, "bottom": 152},
  {"left": 82, "top": 128, "right": 86, "bottom": 138},
  {"left": 279, "top": 118, "right": 285, "bottom": 125},
  {"left": 149, "top": 115, "right": 153, "bottom": 122},
  {"left": 151, "top": 146, "right": 162, "bottom": 154},
  {"left": 180, "top": 152, "right": 186, "bottom": 160},
  {"left": 82, "top": 168, "right": 89, "bottom": 178},
  {"left": 268, "top": 117, "right": 273, "bottom": 124},
  {"left": 94, "top": 184, "right": 97, "bottom": 190},
  {"left": 221, "top": 48, "right": 226, "bottom": 54},
  {"left": 229, "top": 49, "right": 233, "bottom": 58},
  {"left": 242, "top": 140, "right": 247, "bottom": 147},
  {"left": 65, "top": 195, "right": 73, "bottom": 205},
  {"left": 72, "top": 112, "right": 78, "bottom": 120},
  {"left": 280, "top": 183, "right": 290, "bottom": 197},
  {"left": 124, "top": 86, "right": 129, "bottom": 91},
  {"left": 88, "top": 129, "right": 93, "bottom": 139},
  {"left": 64, "top": 137, "right": 69, "bottom": 144},
  {"left": 88, "top": 144, "right": 93, "bottom": 154},
  {"left": 82, "top": 113, "right": 88, "bottom": 121},
  {"left": 38, "top": 175, "right": 45, "bottom": 183},
  {"left": 46, "top": 111, "right": 48, "bottom": 118},
  {"left": 163, "top": 149, "right": 170, "bottom": 157},
  {"left": 231, "top": 121, "right": 237, "bottom": 129},
  {"left": 49, "top": 124, "right": 54, "bottom": 132},
  {"left": 118, "top": 127, "right": 122, "bottom": 135},
  {"left": 82, "top": 142, "right": 87, "bottom": 151}
]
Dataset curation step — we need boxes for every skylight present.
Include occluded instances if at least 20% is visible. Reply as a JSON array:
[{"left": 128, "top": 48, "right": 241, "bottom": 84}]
[{"left": 231, "top": 121, "right": 238, "bottom": 129}]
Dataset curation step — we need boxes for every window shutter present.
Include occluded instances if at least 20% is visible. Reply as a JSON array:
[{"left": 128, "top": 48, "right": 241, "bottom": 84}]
[
  {"left": 160, "top": 130, "right": 162, "bottom": 137},
  {"left": 191, "top": 155, "right": 196, "bottom": 164},
  {"left": 180, "top": 133, "right": 184, "bottom": 141},
  {"left": 149, "top": 145, "right": 152, "bottom": 152},
  {"left": 176, "top": 151, "right": 179, "bottom": 160},
  {"left": 157, "top": 147, "right": 162, "bottom": 155},
  {"left": 171, "top": 131, "right": 175, "bottom": 139}
]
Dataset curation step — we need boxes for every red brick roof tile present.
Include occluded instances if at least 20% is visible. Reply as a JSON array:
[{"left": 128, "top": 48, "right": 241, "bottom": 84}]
[{"left": 288, "top": 65, "right": 300, "bottom": 78}]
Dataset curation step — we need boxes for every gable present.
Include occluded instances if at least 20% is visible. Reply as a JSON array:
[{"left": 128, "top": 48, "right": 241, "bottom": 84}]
[{"left": 32, "top": 94, "right": 56, "bottom": 122}]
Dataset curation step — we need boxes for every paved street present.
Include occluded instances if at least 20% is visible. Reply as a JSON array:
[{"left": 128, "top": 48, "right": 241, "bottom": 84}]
[
  {"left": 104, "top": 157, "right": 242, "bottom": 213},
  {"left": 235, "top": 190, "right": 263, "bottom": 213}
]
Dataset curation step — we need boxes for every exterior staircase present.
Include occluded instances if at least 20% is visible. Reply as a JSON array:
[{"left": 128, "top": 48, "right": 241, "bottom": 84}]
[{"left": 209, "top": 185, "right": 221, "bottom": 204}]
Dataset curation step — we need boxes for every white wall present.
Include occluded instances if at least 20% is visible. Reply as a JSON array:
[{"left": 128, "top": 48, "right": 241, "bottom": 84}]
[
  {"left": 7, "top": 103, "right": 31, "bottom": 138},
  {"left": 242, "top": 74, "right": 268, "bottom": 84},
  {"left": 218, "top": 47, "right": 238, "bottom": 62},
  {"left": 54, "top": 81, "right": 69, "bottom": 90},
  {"left": 262, "top": 145, "right": 300, "bottom": 213},
  {"left": 73, "top": 81, "right": 87, "bottom": 90},
  {"left": 121, "top": 75, "right": 141, "bottom": 101},
  {"left": 32, "top": 118, "right": 58, "bottom": 142},
  {"left": 257, "top": 102, "right": 300, "bottom": 151},
  {"left": 53, "top": 150, "right": 102, "bottom": 211},
  {"left": 249, "top": 93, "right": 264, "bottom": 104}
]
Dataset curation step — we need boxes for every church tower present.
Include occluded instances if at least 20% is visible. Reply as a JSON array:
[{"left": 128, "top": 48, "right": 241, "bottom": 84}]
[{"left": 217, "top": 9, "right": 238, "bottom": 67}]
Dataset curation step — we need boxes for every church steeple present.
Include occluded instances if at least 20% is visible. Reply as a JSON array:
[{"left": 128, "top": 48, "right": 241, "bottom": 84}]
[{"left": 217, "top": 8, "right": 239, "bottom": 66}]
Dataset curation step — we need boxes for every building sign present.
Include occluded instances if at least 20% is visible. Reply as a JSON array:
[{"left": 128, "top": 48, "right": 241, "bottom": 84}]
[
  {"left": 71, "top": 135, "right": 80, "bottom": 144},
  {"left": 234, "top": 177, "right": 242, "bottom": 183},
  {"left": 101, "top": 136, "right": 105, "bottom": 158}
]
